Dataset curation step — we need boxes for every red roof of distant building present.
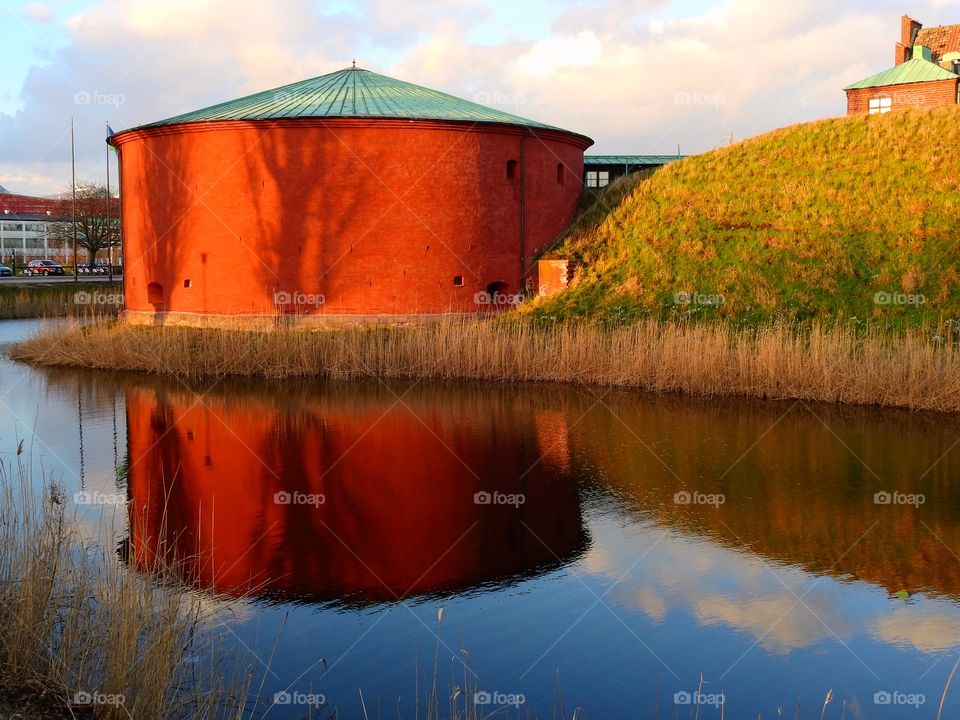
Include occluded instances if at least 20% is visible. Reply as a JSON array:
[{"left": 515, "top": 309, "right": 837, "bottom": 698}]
[
  {"left": 0, "top": 192, "right": 62, "bottom": 217},
  {"left": 916, "top": 24, "right": 960, "bottom": 60}
]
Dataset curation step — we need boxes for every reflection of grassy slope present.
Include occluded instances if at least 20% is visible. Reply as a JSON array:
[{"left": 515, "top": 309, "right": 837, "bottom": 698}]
[
  {"left": 0, "top": 281, "right": 121, "bottom": 319},
  {"left": 533, "top": 107, "right": 960, "bottom": 325},
  {"left": 574, "top": 392, "right": 960, "bottom": 600}
]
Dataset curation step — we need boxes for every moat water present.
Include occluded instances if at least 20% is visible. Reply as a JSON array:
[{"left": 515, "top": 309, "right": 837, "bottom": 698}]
[{"left": 2, "top": 318, "right": 959, "bottom": 719}]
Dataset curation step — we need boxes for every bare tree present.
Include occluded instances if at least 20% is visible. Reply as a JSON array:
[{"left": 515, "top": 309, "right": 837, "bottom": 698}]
[{"left": 45, "top": 183, "right": 120, "bottom": 269}]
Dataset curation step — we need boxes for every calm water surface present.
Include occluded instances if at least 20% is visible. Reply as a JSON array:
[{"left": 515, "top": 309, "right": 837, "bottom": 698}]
[{"left": 2, "top": 318, "right": 960, "bottom": 719}]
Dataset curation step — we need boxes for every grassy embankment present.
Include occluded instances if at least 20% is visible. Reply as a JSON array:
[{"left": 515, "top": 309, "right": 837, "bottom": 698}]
[
  {"left": 533, "top": 105, "right": 960, "bottom": 324},
  {"left": 0, "top": 281, "right": 121, "bottom": 319},
  {"left": 12, "top": 108, "right": 960, "bottom": 412}
]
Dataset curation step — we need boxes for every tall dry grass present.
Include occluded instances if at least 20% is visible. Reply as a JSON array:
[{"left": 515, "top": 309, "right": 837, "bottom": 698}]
[
  {"left": 11, "top": 317, "right": 960, "bottom": 412},
  {"left": 0, "top": 448, "right": 252, "bottom": 719}
]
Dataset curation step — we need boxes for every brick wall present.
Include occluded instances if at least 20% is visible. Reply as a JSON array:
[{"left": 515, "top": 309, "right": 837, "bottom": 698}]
[
  {"left": 535, "top": 259, "right": 571, "bottom": 298},
  {"left": 846, "top": 78, "right": 958, "bottom": 115},
  {"left": 115, "top": 119, "right": 589, "bottom": 316},
  {"left": 895, "top": 43, "right": 910, "bottom": 66},
  {"left": 901, "top": 16, "right": 922, "bottom": 51}
]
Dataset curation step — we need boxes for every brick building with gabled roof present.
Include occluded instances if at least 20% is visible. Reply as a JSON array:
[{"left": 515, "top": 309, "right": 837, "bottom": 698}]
[{"left": 845, "top": 15, "right": 960, "bottom": 115}]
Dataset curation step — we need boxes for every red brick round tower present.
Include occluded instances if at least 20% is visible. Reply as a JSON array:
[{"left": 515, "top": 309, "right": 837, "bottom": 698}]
[{"left": 109, "top": 67, "right": 593, "bottom": 323}]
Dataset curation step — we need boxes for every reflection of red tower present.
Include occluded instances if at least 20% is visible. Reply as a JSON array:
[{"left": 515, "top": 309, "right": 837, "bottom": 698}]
[{"left": 125, "top": 384, "right": 587, "bottom": 603}]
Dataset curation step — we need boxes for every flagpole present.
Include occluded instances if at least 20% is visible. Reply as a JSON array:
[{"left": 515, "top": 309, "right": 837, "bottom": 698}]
[
  {"left": 71, "top": 117, "right": 78, "bottom": 282},
  {"left": 106, "top": 122, "right": 113, "bottom": 282}
]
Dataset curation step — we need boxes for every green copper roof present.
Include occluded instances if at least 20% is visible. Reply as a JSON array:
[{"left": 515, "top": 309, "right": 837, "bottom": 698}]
[
  {"left": 584, "top": 155, "right": 686, "bottom": 165},
  {"left": 844, "top": 56, "right": 959, "bottom": 90},
  {"left": 131, "top": 66, "right": 587, "bottom": 139}
]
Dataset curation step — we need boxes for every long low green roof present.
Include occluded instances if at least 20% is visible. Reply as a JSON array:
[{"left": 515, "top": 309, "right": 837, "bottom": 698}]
[
  {"left": 126, "top": 66, "right": 590, "bottom": 141},
  {"left": 844, "top": 57, "right": 958, "bottom": 90},
  {"left": 584, "top": 155, "right": 686, "bottom": 165}
]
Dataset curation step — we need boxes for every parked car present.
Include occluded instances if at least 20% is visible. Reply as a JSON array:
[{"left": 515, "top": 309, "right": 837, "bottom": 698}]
[
  {"left": 77, "top": 263, "right": 118, "bottom": 276},
  {"left": 0, "top": 264, "right": 12, "bottom": 277},
  {"left": 25, "top": 260, "right": 66, "bottom": 276}
]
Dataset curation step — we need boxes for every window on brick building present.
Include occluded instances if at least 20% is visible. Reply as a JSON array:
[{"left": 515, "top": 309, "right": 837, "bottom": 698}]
[
  {"left": 585, "top": 171, "right": 610, "bottom": 188},
  {"left": 868, "top": 97, "right": 892, "bottom": 114}
]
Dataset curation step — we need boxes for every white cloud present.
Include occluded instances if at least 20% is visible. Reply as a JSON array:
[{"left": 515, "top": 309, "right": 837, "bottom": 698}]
[
  {"left": 23, "top": 2, "right": 54, "bottom": 23},
  {"left": 0, "top": 0, "right": 370, "bottom": 194},
  {"left": 513, "top": 32, "right": 608, "bottom": 74}
]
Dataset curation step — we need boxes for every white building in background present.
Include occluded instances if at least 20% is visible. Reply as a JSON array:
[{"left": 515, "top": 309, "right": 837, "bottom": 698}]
[{"left": 0, "top": 190, "right": 74, "bottom": 263}]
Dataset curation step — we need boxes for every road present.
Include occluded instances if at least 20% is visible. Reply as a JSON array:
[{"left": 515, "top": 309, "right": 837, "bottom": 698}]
[{"left": 0, "top": 276, "right": 121, "bottom": 287}]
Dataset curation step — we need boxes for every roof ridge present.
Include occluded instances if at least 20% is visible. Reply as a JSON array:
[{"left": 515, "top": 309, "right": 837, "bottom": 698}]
[
  {"left": 845, "top": 54, "right": 959, "bottom": 91},
  {"left": 350, "top": 65, "right": 357, "bottom": 115}
]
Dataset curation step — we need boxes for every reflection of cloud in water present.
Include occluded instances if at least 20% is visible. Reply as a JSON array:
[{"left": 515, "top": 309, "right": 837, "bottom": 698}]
[
  {"left": 873, "top": 608, "right": 960, "bottom": 653},
  {"left": 635, "top": 586, "right": 668, "bottom": 624},
  {"left": 580, "top": 541, "right": 614, "bottom": 575},
  {"left": 73, "top": 496, "right": 127, "bottom": 545},
  {"left": 196, "top": 594, "right": 258, "bottom": 627},
  {"left": 584, "top": 515, "right": 960, "bottom": 654},
  {"left": 694, "top": 594, "right": 828, "bottom": 654}
]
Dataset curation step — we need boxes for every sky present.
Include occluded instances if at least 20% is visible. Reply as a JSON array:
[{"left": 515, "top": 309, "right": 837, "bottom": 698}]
[{"left": 2, "top": 0, "right": 960, "bottom": 196}]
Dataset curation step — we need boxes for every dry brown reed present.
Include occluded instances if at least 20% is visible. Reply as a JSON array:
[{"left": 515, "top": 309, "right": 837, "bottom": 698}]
[
  {"left": 0, "top": 449, "right": 252, "bottom": 719},
  {"left": 11, "top": 317, "right": 960, "bottom": 413}
]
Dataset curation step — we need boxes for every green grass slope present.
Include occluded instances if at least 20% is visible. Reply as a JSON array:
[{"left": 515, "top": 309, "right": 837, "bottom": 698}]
[{"left": 534, "top": 106, "right": 960, "bottom": 325}]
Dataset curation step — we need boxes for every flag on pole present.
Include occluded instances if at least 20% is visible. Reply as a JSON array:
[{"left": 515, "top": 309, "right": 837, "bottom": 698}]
[{"left": 106, "top": 123, "right": 117, "bottom": 152}]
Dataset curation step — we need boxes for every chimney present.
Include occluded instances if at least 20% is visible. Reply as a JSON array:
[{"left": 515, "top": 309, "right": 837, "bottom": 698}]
[
  {"left": 895, "top": 43, "right": 909, "bottom": 65},
  {"left": 896, "top": 16, "right": 923, "bottom": 65},
  {"left": 902, "top": 15, "right": 922, "bottom": 46}
]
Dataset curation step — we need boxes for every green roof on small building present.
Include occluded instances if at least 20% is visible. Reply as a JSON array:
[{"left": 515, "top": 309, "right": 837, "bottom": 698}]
[
  {"left": 844, "top": 56, "right": 959, "bottom": 91},
  {"left": 127, "top": 66, "right": 589, "bottom": 141},
  {"left": 584, "top": 155, "right": 686, "bottom": 165}
]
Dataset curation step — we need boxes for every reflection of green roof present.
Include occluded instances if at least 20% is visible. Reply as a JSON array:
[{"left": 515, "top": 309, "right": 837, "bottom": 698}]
[
  {"left": 585, "top": 155, "right": 686, "bottom": 165},
  {"left": 126, "top": 66, "right": 590, "bottom": 142},
  {"left": 844, "top": 57, "right": 959, "bottom": 90}
]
